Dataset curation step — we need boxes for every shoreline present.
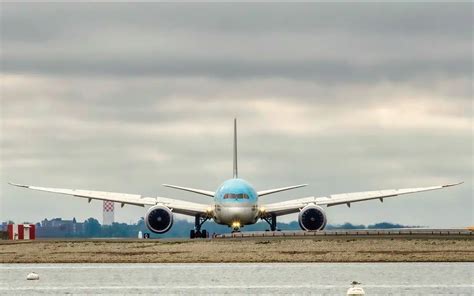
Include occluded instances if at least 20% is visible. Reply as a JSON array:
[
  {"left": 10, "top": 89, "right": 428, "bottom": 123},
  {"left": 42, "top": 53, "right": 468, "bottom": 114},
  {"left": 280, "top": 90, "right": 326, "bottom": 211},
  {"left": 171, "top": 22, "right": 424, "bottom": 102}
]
[{"left": 1, "top": 236, "right": 473, "bottom": 263}]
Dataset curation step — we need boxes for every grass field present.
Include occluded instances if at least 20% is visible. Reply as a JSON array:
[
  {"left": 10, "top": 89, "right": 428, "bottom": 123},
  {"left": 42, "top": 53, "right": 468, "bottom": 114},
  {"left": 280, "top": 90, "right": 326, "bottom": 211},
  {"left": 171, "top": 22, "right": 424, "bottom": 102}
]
[{"left": 1, "top": 236, "right": 473, "bottom": 263}]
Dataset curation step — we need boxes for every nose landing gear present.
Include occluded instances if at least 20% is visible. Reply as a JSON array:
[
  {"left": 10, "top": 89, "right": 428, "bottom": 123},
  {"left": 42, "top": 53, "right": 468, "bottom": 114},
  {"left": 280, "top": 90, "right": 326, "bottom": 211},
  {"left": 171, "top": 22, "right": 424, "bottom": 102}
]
[
  {"left": 190, "top": 214, "right": 209, "bottom": 239},
  {"left": 231, "top": 221, "right": 241, "bottom": 232}
]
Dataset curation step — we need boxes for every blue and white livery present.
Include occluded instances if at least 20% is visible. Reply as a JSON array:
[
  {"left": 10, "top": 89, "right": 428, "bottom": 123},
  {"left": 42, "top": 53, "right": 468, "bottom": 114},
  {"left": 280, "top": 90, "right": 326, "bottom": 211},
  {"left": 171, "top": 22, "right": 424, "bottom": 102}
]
[{"left": 10, "top": 119, "right": 462, "bottom": 238}]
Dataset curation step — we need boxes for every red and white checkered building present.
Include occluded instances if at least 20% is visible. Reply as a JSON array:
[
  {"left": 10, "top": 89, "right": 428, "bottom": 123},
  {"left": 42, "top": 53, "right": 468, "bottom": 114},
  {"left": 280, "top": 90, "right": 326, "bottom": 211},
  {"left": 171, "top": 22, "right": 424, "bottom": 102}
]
[
  {"left": 8, "top": 224, "right": 35, "bottom": 240},
  {"left": 103, "top": 200, "right": 114, "bottom": 225}
]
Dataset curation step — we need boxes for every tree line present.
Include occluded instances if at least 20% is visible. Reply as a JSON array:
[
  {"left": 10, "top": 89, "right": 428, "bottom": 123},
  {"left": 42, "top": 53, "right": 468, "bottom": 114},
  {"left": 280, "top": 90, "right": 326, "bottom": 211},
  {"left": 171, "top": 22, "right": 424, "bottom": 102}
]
[{"left": 79, "top": 218, "right": 414, "bottom": 238}]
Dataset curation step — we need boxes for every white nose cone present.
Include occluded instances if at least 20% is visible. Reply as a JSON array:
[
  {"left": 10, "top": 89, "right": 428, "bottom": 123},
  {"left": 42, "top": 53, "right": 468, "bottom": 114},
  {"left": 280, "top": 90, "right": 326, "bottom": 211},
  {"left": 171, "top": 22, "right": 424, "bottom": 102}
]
[
  {"left": 347, "top": 286, "right": 365, "bottom": 295},
  {"left": 26, "top": 272, "right": 39, "bottom": 280}
]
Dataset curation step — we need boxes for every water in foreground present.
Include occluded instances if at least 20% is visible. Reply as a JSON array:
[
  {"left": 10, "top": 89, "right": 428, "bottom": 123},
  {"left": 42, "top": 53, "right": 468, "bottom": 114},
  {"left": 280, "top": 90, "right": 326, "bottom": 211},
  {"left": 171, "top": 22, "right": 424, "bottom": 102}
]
[{"left": 1, "top": 263, "right": 472, "bottom": 295}]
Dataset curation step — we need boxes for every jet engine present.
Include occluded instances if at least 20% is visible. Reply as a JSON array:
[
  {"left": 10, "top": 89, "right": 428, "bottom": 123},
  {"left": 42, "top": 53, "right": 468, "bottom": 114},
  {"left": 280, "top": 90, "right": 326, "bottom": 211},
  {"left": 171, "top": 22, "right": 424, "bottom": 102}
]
[
  {"left": 298, "top": 205, "right": 327, "bottom": 231},
  {"left": 145, "top": 205, "right": 173, "bottom": 233}
]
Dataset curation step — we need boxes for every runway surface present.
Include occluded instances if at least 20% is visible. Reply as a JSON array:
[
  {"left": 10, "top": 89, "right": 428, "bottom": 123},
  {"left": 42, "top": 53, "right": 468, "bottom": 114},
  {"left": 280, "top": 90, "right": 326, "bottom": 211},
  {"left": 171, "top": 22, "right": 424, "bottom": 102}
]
[{"left": 215, "top": 228, "right": 473, "bottom": 239}]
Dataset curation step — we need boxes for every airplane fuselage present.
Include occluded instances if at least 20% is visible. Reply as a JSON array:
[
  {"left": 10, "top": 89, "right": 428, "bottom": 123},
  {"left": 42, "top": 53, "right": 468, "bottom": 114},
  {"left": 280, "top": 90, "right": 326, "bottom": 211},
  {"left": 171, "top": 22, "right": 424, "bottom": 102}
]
[{"left": 213, "top": 178, "right": 259, "bottom": 230}]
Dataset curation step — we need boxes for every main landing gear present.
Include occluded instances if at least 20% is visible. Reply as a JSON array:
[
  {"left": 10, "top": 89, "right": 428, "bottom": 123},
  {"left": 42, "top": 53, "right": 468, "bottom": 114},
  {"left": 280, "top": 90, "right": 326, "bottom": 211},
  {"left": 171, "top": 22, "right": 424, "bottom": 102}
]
[
  {"left": 262, "top": 213, "right": 277, "bottom": 231},
  {"left": 190, "top": 214, "right": 210, "bottom": 239}
]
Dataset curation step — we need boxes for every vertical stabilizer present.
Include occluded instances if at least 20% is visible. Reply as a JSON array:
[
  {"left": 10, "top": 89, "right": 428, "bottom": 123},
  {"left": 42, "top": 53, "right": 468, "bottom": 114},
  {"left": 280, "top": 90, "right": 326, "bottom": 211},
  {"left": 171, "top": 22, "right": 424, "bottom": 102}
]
[{"left": 233, "top": 118, "right": 238, "bottom": 178}]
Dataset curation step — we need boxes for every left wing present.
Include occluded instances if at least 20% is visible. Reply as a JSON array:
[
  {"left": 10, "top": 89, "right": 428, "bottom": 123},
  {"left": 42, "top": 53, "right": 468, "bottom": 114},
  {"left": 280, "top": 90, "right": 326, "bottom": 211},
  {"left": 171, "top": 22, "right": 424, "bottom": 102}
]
[
  {"left": 262, "top": 182, "right": 463, "bottom": 217},
  {"left": 9, "top": 182, "right": 210, "bottom": 217}
]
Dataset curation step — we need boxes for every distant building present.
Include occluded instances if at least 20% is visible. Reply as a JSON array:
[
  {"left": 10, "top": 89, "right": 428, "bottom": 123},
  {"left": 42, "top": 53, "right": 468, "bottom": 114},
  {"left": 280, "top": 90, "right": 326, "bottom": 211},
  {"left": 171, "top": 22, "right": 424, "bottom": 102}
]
[
  {"left": 7, "top": 224, "right": 35, "bottom": 240},
  {"left": 37, "top": 217, "right": 84, "bottom": 237},
  {"left": 103, "top": 201, "right": 114, "bottom": 225}
]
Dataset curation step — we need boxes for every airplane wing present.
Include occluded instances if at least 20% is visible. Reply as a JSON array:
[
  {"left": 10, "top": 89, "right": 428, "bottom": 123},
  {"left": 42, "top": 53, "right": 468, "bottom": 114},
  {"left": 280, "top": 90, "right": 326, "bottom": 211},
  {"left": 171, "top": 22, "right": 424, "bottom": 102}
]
[
  {"left": 8, "top": 182, "right": 210, "bottom": 216},
  {"left": 261, "top": 182, "right": 463, "bottom": 217}
]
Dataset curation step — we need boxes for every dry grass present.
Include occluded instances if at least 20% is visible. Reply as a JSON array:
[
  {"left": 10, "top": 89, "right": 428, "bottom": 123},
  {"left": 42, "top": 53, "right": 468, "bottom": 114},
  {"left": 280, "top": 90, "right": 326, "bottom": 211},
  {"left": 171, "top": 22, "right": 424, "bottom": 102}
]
[{"left": 1, "top": 237, "right": 473, "bottom": 263}]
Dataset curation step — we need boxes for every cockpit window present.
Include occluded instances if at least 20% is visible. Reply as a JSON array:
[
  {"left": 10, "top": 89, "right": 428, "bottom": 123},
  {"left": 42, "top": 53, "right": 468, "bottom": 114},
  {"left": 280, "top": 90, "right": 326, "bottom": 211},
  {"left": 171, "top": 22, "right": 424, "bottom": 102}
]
[{"left": 223, "top": 193, "right": 249, "bottom": 199}]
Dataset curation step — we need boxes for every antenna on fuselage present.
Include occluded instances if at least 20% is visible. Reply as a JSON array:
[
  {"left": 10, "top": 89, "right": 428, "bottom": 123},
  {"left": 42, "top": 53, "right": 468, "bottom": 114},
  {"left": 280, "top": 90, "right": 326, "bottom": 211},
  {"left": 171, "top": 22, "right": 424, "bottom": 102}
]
[{"left": 233, "top": 118, "right": 238, "bottom": 179}]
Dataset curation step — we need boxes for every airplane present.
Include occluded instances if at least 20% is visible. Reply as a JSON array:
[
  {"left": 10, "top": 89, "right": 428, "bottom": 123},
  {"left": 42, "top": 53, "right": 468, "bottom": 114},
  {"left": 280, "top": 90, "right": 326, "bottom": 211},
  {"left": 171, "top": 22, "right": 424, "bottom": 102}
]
[{"left": 10, "top": 119, "right": 462, "bottom": 239}]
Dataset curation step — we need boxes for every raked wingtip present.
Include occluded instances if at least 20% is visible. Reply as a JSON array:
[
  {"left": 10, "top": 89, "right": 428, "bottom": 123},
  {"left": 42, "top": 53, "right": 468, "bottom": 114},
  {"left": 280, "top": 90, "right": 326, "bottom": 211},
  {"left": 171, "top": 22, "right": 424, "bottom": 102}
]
[
  {"left": 443, "top": 182, "right": 464, "bottom": 188},
  {"left": 8, "top": 182, "right": 29, "bottom": 188}
]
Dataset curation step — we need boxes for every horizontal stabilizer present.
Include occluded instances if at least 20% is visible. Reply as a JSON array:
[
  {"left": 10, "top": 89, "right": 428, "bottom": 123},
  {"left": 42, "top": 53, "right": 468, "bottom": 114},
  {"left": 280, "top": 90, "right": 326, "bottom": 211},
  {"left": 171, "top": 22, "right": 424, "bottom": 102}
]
[
  {"left": 258, "top": 184, "right": 308, "bottom": 197},
  {"left": 162, "top": 184, "right": 215, "bottom": 197}
]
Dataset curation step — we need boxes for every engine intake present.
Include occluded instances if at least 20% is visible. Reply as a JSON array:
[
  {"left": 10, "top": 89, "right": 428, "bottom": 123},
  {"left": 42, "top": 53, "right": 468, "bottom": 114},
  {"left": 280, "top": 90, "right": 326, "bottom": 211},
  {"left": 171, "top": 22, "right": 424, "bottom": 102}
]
[
  {"left": 145, "top": 205, "right": 173, "bottom": 234},
  {"left": 298, "top": 205, "right": 327, "bottom": 231}
]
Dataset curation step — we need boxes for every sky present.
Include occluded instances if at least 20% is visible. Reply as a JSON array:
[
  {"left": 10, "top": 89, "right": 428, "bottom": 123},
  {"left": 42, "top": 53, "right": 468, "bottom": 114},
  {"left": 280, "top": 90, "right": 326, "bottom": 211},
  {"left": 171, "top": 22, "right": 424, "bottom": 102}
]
[{"left": 1, "top": 3, "right": 472, "bottom": 228}]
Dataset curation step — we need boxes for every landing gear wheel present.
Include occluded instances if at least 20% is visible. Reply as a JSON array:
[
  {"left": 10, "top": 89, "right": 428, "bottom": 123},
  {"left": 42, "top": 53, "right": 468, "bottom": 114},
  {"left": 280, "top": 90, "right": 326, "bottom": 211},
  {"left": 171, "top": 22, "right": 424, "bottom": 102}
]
[
  {"left": 191, "top": 214, "right": 210, "bottom": 239},
  {"left": 271, "top": 214, "right": 277, "bottom": 231}
]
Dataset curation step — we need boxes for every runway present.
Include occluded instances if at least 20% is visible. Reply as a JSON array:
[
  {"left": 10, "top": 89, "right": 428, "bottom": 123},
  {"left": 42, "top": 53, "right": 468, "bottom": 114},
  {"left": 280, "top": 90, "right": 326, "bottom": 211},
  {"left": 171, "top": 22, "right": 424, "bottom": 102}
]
[{"left": 215, "top": 228, "right": 473, "bottom": 239}]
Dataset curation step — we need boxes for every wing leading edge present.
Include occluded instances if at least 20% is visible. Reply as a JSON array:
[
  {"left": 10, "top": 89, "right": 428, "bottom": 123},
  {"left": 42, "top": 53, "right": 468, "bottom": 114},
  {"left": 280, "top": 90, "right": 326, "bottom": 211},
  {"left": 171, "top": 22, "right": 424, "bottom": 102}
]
[
  {"left": 8, "top": 182, "right": 210, "bottom": 217},
  {"left": 262, "top": 182, "right": 463, "bottom": 217}
]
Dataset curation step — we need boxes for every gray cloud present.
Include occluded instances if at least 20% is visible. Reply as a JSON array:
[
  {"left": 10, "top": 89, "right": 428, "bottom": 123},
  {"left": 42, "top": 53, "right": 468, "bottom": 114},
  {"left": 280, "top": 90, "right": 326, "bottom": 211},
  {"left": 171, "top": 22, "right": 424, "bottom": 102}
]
[
  {"left": 2, "top": 3, "right": 471, "bottom": 81},
  {"left": 1, "top": 3, "right": 472, "bottom": 228},
  {"left": 2, "top": 3, "right": 471, "bottom": 37}
]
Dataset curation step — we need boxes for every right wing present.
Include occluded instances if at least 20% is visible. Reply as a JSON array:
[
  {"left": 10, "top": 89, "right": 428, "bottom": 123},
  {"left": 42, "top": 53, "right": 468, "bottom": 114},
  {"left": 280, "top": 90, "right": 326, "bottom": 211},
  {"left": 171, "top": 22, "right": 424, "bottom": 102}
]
[
  {"left": 9, "top": 182, "right": 210, "bottom": 217},
  {"left": 262, "top": 182, "right": 463, "bottom": 217}
]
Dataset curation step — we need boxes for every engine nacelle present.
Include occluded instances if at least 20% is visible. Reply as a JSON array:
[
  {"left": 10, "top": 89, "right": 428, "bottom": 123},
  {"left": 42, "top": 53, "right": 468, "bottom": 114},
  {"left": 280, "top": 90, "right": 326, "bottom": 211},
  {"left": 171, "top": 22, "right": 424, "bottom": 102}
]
[
  {"left": 145, "top": 205, "right": 173, "bottom": 234},
  {"left": 298, "top": 205, "right": 327, "bottom": 231}
]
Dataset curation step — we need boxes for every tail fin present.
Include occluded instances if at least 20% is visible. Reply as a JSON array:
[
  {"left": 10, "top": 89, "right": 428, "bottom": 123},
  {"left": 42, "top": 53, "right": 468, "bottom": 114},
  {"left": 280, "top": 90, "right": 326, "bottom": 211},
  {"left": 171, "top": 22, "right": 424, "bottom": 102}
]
[{"left": 233, "top": 118, "right": 238, "bottom": 178}]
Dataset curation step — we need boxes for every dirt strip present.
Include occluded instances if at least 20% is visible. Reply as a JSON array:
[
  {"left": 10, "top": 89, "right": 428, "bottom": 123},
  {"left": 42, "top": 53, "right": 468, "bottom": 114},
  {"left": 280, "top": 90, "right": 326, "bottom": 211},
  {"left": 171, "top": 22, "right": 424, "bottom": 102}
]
[{"left": 1, "top": 237, "right": 473, "bottom": 263}]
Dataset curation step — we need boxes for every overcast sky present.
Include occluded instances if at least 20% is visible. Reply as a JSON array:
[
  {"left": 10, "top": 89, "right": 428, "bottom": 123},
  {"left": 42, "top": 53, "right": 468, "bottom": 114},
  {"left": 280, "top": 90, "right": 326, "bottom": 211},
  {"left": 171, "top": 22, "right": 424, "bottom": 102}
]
[{"left": 1, "top": 3, "right": 472, "bottom": 228}]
